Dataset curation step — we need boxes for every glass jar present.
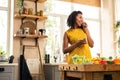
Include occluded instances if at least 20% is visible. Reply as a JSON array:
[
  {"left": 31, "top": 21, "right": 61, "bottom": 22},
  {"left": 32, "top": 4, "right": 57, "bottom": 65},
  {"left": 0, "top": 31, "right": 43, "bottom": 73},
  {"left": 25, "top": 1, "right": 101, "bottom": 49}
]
[
  {"left": 40, "top": 10, "right": 43, "bottom": 16},
  {"left": 28, "top": 8, "right": 33, "bottom": 15}
]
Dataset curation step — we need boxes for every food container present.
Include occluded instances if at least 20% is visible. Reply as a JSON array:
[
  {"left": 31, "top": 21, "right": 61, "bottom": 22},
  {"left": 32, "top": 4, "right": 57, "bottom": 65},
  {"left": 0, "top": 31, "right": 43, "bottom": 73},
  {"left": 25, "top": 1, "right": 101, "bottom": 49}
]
[
  {"left": 28, "top": 8, "right": 33, "bottom": 15},
  {"left": 40, "top": 10, "right": 44, "bottom": 16},
  {"left": 24, "top": 28, "right": 30, "bottom": 34}
]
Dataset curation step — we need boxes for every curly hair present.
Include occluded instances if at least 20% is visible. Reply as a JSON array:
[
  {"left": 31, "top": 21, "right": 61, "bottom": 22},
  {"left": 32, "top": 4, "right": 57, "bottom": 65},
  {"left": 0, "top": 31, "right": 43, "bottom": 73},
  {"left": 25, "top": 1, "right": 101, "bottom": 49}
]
[{"left": 67, "top": 11, "right": 82, "bottom": 28}]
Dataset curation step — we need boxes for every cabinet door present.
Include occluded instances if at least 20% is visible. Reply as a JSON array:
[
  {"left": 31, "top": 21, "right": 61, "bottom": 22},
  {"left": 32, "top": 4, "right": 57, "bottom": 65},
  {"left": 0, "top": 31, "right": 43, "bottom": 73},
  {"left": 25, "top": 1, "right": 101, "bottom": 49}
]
[
  {"left": 44, "top": 66, "right": 53, "bottom": 80},
  {"left": 0, "top": 73, "right": 13, "bottom": 80},
  {"left": 54, "top": 66, "right": 61, "bottom": 80}
]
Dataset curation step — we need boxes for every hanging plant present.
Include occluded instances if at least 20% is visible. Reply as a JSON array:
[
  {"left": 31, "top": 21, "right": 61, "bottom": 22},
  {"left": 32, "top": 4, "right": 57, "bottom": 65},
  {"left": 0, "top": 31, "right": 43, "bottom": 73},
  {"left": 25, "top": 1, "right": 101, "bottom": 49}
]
[
  {"left": 115, "top": 21, "right": 120, "bottom": 53},
  {"left": 114, "top": 21, "right": 120, "bottom": 33},
  {"left": 16, "top": 0, "right": 23, "bottom": 14},
  {"left": 16, "top": 0, "right": 23, "bottom": 8},
  {"left": 116, "top": 21, "right": 120, "bottom": 28}
]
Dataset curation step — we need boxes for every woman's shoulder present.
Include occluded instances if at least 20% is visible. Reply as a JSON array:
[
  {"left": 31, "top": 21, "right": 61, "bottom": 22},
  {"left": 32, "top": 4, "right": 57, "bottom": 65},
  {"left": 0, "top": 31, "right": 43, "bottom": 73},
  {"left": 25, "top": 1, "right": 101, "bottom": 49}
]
[{"left": 65, "top": 28, "right": 72, "bottom": 33}]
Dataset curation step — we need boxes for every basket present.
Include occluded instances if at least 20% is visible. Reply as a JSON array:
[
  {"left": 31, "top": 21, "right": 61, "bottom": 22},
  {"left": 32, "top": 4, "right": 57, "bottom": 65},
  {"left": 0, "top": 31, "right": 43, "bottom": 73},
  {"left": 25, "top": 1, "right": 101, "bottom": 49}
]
[{"left": 20, "top": 20, "right": 36, "bottom": 34}]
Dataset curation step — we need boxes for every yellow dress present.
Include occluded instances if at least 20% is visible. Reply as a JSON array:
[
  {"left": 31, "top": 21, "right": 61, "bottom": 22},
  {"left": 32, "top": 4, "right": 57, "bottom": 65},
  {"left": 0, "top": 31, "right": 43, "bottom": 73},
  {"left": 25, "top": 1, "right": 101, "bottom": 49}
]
[{"left": 66, "top": 28, "right": 92, "bottom": 64}]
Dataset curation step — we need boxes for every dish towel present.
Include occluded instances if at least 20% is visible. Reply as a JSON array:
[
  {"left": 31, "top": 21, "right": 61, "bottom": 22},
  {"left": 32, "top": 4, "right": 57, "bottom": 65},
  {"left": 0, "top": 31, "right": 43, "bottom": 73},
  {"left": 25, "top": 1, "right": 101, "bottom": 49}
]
[{"left": 20, "top": 55, "right": 32, "bottom": 80}]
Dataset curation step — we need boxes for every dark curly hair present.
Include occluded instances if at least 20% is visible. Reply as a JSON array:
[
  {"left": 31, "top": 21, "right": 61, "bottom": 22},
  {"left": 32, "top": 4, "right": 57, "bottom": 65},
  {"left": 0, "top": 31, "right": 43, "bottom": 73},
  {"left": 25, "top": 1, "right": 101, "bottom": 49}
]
[{"left": 67, "top": 11, "right": 83, "bottom": 28}]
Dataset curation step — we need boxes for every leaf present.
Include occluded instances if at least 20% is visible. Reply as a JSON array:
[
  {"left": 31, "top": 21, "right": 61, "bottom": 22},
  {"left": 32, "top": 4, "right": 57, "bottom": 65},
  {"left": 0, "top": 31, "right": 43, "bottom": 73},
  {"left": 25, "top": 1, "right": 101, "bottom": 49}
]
[{"left": 116, "top": 21, "right": 120, "bottom": 28}]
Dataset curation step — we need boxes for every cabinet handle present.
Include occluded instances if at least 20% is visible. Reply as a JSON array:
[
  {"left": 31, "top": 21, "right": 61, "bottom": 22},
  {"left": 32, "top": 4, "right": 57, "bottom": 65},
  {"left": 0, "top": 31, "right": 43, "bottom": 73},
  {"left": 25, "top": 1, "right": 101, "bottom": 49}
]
[
  {"left": 0, "top": 68, "right": 5, "bottom": 72},
  {"left": 73, "top": 67, "right": 78, "bottom": 71},
  {"left": 66, "top": 67, "right": 70, "bottom": 70}
]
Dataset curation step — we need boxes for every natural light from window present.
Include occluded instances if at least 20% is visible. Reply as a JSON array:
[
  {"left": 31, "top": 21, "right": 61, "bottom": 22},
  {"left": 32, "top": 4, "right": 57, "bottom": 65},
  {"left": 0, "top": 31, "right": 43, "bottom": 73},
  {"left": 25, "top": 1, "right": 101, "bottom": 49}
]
[
  {"left": 45, "top": 0, "right": 101, "bottom": 62},
  {"left": 0, "top": 0, "right": 9, "bottom": 51}
]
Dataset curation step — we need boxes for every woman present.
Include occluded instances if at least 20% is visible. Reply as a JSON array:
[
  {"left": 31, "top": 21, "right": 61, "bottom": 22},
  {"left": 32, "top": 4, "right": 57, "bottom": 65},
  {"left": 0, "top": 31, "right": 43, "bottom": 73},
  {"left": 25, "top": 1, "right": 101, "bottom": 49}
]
[{"left": 63, "top": 11, "right": 94, "bottom": 64}]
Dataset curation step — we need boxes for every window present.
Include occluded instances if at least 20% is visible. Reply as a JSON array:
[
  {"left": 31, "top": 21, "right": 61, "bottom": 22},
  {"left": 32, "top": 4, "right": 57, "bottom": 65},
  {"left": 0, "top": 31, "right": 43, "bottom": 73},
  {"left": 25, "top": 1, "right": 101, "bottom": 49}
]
[
  {"left": 45, "top": 0, "right": 101, "bottom": 62},
  {"left": 115, "top": 0, "right": 120, "bottom": 56},
  {"left": 0, "top": 0, "right": 11, "bottom": 53}
]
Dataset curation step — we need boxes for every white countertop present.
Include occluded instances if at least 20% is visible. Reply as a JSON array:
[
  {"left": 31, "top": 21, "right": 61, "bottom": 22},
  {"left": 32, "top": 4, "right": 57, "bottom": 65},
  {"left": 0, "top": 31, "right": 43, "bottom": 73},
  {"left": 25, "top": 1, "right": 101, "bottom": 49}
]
[{"left": 0, "top": 63, "right": 18, "bottom": 66}]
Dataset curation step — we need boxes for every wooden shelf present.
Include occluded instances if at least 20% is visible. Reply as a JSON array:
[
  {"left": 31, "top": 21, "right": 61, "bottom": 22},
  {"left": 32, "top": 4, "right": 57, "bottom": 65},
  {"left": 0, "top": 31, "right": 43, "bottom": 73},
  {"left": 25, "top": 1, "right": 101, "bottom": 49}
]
[
  {"left": 14, "top": 13, "right": 47, "bottom": 20},
  {"left": 25, "top": 0, "right": 46, "bottom": 3},
  {"left": 14, "top": 34, "right": 48, "bottom": 38}
]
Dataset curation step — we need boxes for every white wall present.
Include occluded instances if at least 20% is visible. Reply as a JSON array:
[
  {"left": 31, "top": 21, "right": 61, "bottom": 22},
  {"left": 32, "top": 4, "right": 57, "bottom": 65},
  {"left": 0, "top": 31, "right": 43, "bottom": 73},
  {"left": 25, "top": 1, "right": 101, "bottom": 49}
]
[{"left": 101, "top": 0, "right": 115, "bottom": 57}]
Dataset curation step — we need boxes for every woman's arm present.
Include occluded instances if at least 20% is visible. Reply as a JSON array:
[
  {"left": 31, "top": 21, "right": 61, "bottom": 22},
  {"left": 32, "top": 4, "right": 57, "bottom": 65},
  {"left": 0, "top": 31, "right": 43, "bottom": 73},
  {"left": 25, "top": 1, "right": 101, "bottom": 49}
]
[
  {"left": 63, "top": 32, "right": 86, "bottom": 54},
  {"left": 82, "top": 22, "right": 94, "bottom": 48}
]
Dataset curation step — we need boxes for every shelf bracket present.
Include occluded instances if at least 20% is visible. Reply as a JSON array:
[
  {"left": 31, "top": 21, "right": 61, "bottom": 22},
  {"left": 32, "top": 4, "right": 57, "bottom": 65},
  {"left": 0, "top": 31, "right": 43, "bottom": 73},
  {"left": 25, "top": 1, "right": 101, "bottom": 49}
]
[
  {"left": 21, "top": 17, "right": 26, "bottom": 24},
  {"left": 35, "top": 18, "right": 38, "bottom": 29},
  {"left": 22, "top": 0, "right": 24, "bottom": 6},
  {"left": 35, "top": 0, "right": 38, "bottom": 15}
]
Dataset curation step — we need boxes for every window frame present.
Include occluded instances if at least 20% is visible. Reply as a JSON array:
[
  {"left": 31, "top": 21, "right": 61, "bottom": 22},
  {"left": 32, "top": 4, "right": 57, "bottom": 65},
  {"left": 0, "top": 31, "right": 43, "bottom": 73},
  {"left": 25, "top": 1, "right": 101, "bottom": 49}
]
[{"left": 0, "top": 0, "right": 13, "bottom": 55}]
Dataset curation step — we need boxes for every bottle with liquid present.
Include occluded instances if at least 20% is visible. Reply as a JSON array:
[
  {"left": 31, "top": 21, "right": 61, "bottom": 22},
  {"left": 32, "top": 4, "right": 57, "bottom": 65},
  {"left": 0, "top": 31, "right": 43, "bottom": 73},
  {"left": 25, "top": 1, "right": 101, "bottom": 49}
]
[{"left": 45, "top": 54, "right": 50, "bottom": 63}]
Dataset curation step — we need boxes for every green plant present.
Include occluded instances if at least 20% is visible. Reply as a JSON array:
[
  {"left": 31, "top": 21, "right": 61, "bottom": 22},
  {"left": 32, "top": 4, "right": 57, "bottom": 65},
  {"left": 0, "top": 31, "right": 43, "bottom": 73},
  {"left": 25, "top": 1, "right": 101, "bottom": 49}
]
[
  {"left": 16, "top": 0, "right": 23, "bottom": 8},
  {"left": 116, "top": 21, "right": 120, "bottom": 28},
  {"left": 115, "top": 21, "right": 120, "bottom": 53},
  {"left": 0, "top": 46, "right": 7, "bottom": 55},
  {"left": 0, "top": 51, "right": 7, "bottom": 55}
]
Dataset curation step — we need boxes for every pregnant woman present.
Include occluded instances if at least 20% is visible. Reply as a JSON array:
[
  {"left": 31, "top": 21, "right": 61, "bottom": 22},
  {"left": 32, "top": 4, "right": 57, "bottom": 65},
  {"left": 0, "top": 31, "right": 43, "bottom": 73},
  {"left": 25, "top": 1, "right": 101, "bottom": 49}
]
[{"left": 63, "top": 11, "right": 94, "bottom": 64}]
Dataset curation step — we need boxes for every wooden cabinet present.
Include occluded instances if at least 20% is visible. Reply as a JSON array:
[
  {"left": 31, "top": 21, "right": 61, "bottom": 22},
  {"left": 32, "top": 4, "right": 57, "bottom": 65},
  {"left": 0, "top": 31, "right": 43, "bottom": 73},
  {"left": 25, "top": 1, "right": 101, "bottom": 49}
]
[
  {"left": 0, "top": 63, "right": 18, "bottom": 80},
  {"left": 44, "top": 64, "right": 61, "bottom": 80},
  {"left": 59, "top": 64, "right": 120, "bottom": 80}
]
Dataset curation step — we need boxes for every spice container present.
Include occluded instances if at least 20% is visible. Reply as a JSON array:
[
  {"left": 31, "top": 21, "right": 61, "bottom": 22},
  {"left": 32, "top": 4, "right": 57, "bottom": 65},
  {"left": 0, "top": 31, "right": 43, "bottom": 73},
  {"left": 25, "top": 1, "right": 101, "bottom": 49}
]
[
  {"left": 22, "top": 6, "right": 28, "bottom": 14},
  {"left": 17, "top": 29, "right": 23, "bottom": 34},
  {"left": 40, "top": 10, "right": 44, "bottom": 16},
  {"left": 28, "top": 8, "right": 33, "bottom": 15}
]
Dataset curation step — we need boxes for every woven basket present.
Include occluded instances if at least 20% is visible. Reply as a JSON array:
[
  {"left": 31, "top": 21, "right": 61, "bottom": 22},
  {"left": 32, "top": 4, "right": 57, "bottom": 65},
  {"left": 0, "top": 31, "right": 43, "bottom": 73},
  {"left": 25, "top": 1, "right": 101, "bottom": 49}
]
[{"left": 20, "top": 20, "right": 36, "bottom": 34}]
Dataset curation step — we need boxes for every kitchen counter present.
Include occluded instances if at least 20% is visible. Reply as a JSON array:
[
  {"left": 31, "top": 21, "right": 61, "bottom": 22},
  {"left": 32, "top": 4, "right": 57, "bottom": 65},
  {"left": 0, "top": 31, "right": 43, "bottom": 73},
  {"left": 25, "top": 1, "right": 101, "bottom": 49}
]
[
  {"left": 59, "top": 64, "right": 120, "bottom": 80},
  {"left": 0, "top": 63, "right": 18, "bottom": 66},
  {"left": 43, "top": 63, "right": 67, "bottom": 80},
  {"left": 0, "top": 63, "right": 18, "bottom": 80},
  {"left": 43, "top": 63, "right": 67, "bottom": 66}
]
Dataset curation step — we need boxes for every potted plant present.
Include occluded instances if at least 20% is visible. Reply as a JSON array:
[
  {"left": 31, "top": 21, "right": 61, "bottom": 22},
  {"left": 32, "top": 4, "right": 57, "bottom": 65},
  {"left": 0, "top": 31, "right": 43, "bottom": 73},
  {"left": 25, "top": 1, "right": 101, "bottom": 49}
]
[
  {"left": 16, "top": 0, "right": 23, "bottom": 14},
  {"left": 0, "top": 47, "right": 8, "bottom": 61},
  {"left": 115, "top": 21, "right": 120, "bottom": 53}
]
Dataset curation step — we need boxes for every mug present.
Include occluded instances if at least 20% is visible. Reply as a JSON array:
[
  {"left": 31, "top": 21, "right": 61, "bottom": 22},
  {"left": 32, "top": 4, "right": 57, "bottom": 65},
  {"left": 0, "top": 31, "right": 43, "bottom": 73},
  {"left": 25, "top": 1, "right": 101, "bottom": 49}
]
[
  {"left": 39, "top": 29, "right": 46, "bottom": 35},
  {"left": 24, "top": 28, "right": 30, "bottom": 34}
]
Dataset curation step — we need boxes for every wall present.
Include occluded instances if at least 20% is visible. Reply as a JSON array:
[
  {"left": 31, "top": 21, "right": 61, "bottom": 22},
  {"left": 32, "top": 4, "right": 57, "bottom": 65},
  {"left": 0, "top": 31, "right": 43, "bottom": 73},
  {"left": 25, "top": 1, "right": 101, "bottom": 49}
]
[
  {"left": 13, "top": 0, "right": 47, "bottom": 77},
  {"left": 101, "top": 0, "right": 115, "bottom": 57}
]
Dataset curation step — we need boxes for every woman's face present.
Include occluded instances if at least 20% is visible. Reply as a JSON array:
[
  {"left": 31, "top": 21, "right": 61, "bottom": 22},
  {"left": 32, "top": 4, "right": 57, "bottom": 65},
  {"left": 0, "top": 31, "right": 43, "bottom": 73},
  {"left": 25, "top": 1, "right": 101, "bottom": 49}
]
[{"left": 75, "top": 13, "right": 83, "bottom": 26}]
